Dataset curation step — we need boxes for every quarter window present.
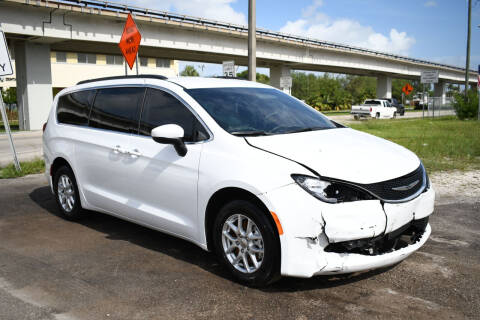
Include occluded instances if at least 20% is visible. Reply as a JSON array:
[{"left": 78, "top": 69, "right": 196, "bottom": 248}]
[
  {"left": 89, "top": 87, "right": 145, "bottom": 134},
  {"left": 57, "top": 90, "right": 95, "bottom": 126},
  {"left": 139, "top": 88, "right": 208, "bottom": 142}
]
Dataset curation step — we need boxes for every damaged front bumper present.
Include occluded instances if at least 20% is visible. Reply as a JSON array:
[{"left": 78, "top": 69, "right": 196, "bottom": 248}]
[{"left": 260, "top": 182, "right": 435, "bottom": 278}]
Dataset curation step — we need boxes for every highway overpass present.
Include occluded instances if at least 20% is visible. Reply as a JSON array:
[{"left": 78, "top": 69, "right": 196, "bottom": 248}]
[{"left": 0, "top": 0, "right": 477, "bottom": 130}]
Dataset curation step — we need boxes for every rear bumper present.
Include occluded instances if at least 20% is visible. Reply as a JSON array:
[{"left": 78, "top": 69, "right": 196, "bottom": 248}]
[{"left": 351, "top": 111, "right": 371, "bottom": 117}]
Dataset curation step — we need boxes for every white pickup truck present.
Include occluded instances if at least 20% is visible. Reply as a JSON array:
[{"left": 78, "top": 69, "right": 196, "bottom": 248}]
[{"left": 351, "top": 99, "right": 397, "bottom": 119}]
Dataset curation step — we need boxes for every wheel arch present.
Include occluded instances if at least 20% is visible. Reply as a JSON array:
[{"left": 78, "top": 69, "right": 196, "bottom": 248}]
[
  {"left": 204, "top": 187, "right": 279, "bottom": 251},
  {"left": 50, "top": 157, "right": 73, "bottom": 178}
]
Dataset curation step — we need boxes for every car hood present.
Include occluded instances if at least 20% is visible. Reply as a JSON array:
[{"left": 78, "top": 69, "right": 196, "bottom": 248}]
[{"left": 246, "top": 128, "right": 420, "bottom": 184}]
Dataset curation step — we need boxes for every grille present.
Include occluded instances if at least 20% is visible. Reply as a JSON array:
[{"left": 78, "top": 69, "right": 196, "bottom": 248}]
[{"left": 358, "top": 165, "right": 425, "bottom": 201}]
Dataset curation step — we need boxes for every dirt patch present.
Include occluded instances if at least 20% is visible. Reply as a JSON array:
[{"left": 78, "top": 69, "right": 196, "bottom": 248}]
[{"left": 431, "top": 170, "right": 480, "bottom": 205}]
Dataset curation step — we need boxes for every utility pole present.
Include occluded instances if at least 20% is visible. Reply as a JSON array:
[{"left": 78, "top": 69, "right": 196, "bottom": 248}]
[
  {"left": 464, "top": 0, "right": 472, "bottom": 98},
  {"left": 248, "top": 0, "right": 256, "bottom": 82}
]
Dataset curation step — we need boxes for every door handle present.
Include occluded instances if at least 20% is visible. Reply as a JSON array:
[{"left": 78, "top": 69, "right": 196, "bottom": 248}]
[
  {"left": 113, "top": 145, "right": 127, "bottom": 154},
  {"left": 128, "top": 149, "right": 142, "bottom": 158}
]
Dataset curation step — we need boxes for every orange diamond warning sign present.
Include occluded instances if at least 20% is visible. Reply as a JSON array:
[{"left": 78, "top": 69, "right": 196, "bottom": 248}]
[
  {"left": 118, "top": 13, "right": 141, "bottom": 70},
  {"left": 402, "top": 83, "right": 413, "bottom": 95}
]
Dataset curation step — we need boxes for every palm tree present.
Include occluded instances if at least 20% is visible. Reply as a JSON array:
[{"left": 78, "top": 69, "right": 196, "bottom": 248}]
[{"left": 180, "top": 65, "right": 199, "bottom": 77}]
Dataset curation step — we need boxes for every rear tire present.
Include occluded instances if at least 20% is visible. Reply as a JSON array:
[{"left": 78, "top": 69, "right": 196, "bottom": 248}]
[
  {"left": 212, "top": 200, "right": 281, "bottom": 287},
  {"left": 354, "top": 115, "right": 359, "bottom": 120},
  {"left": 375, "top": 112, "right": 380, "bottom": 119},
  {"left": 53, "top": 166, "right": 83, "bottom": 221}
]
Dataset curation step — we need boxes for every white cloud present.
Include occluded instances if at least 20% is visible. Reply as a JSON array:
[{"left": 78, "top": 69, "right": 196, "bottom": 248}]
[
  {"left": 424, "top": 1, "right": 437, "bottom": 7},
  {"left": 121, "top": 0, "right": 246, "bottom": 25},
  {"left": 280, "top": 1, "right": 415, "bottom": 55}
]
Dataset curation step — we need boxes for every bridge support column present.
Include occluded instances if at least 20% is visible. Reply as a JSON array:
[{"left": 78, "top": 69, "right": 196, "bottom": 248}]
[
  {"left": 270, "top": 66, "right": 291, "bottom": 94},
  {"left": 434, "top": 80, "right": 447, "bottom": 105},
  {"left": 376, "top": 75, "right": 392, "bottom": 99},
  {"left": 14, "top": 41, "right": 53, "bottom": 131}
]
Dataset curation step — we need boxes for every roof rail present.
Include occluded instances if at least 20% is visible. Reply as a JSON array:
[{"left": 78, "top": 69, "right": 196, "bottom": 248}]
[{"left": 77, "top": 74, "right": 168, "bottom": 85}]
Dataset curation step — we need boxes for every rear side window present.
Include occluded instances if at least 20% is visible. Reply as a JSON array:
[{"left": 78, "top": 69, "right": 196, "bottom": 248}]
[
  {"left": 139, "top": 88, "right": 208, "bottom": 142},
  {"left": 57, "top": 90, "right": 95, "bottom": 126},
  {"left": 89, "top": 87, "right": 145, "bottom": 134}
]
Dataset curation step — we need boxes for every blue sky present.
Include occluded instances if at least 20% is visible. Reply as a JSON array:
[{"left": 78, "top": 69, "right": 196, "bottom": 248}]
[{"left": 124, "top": 0, "right": 480, "bottom": 76}]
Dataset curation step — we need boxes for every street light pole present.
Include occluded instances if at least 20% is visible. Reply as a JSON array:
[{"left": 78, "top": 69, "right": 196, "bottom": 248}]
[
  {"left": 464, "top": 0, "right": 472, "bottom": 98},
  {"left": 248, "top": 0, "right": 256, "bottom": 82}
]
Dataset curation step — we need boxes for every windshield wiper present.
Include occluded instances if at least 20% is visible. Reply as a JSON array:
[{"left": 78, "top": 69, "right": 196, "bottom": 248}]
[
  {"left": 230, "top": 130, "right": 269, "bottom": 137},
  {"left": 284, "top": 127, "right": 326, "bottom": 134}
]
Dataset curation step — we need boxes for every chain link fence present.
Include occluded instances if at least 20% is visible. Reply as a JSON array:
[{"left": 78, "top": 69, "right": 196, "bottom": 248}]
[{"left": 422, "top": 97, "right": 456, "bottom": 118}]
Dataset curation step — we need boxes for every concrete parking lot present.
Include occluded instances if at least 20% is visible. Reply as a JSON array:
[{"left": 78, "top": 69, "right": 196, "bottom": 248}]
[{"left": 0, "top": 174, "right": 479, "bottom": 320}]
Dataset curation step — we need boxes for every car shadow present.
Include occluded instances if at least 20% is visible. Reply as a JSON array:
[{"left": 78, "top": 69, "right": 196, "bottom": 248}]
[{"left": 29, "top": 186, "right": 397, "bottom": 292}]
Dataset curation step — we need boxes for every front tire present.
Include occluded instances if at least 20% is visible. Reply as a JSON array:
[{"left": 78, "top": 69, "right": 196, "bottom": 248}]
[
  {"left": 53, "top": 166, "right": 83, "bottom": 220},
  {"left": 212, "top": 200, "right": 281, "bottom": 286}
]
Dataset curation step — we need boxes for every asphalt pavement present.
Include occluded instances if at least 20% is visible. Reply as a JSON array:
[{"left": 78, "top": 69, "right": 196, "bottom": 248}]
[{"left": 0, "top": 174, "right": 478, "bottom": 319}]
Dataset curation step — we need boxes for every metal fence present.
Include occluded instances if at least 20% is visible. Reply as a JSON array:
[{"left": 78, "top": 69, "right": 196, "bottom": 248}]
[{"left": 422, "top": 97, "right": 455, "bottom": 118}]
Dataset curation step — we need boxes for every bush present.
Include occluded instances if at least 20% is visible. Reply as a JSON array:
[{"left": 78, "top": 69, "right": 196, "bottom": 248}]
[{"left": 453, "top": 90, "right": 478, "bottom": 120}]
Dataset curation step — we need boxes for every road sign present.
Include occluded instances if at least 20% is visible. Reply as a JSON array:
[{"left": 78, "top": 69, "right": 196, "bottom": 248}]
[
  {"left": 0, "top": 31, "right": 13, "bottom": 76},
  {"left": 0, "top": 30, "right": 20, "bottom": 172},
  {"left": 421, "top": 70, "right": 439, "bottom": 84},
  {"left": 280, "top": 76, "right": 292, "bottom": 88},
  {"left": 118, "top": 13, "right": 141, "bottom": 70},
  {"left": 402, "top": 83, "right": 413, "bottom": 95},
  {"left": 222, "top": 61, "right": 235, "bottom": 77}
]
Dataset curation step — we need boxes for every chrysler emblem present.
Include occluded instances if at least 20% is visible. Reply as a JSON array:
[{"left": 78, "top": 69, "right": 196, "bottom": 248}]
[{"left": 392, "top": 180, "right": 419, "bottom": 191}]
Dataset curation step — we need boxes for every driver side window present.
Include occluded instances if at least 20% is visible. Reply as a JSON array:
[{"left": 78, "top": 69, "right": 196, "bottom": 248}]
[{"left": 139, "top": 88, "right": 208, "bottom": 142}]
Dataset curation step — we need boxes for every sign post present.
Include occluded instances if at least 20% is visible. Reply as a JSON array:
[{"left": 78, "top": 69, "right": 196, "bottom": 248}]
[
  {"left": 0, "top": 30, "right": 20, "bottom": 172},
  {"left": 222, "top": 61, "right": 235, "bottom": 77},
  {"left": 421, "top": 71, "right": 439, "bottom": 118},
  {"left": 478, "top": 65, "right": 480, "bottom": 121},
  {"left": 280, "top": 76, "right": 292, "bottom": 95},
  {"left": 118, "top": 13, "right": 141, "bottom": 73}
]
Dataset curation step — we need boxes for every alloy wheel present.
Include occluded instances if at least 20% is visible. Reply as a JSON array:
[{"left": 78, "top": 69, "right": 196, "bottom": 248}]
[
  {"left": 57, "top": 174, "right": 75, "bottom": 212},
  {"left": 221, "top": 214, "right": 264, "bottom": 273}
]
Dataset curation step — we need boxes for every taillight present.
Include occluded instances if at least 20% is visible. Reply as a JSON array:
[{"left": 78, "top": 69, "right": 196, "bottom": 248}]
[
  {"left": 370, "top": 107, "right": 372, "bottom": 112},
  {"left": 42, "top": 122, "right": 47, "bottom": 132}
]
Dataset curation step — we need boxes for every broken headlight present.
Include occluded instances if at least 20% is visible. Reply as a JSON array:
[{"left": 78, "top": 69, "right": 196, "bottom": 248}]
[{"left": 291, "top": 174, "right": 373, "bottom": 203}]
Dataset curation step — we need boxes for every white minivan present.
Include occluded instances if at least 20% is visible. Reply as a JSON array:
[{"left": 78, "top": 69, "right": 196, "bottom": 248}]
[{"left": 43, "top": 75, "right": 434, "bottom": 286}]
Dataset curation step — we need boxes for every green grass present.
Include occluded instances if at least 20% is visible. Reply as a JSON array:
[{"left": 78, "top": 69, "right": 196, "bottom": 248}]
[
  {"left": 0, "top": 158, "right": 45, "bottom": 179},
  {"left": 322, "top": 111, "right": 351, "bottom": 115},
  {"left": 1, "top": 120, "right": 19, "bottom": 132},
  {"left": 350, "top": 116, "right": 480, "bottom": 172}
]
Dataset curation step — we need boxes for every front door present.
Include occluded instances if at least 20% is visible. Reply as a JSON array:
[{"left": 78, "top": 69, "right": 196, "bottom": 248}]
[{"left": 124, "top": 88, "right": 210, "bottom": 240}]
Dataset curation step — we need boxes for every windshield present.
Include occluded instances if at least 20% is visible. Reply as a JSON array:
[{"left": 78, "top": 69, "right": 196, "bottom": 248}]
[{"left": 186, "top": 87, "right": 336, "bottom": 136}]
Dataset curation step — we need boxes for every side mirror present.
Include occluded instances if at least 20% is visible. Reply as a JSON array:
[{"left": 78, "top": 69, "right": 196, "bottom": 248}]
[{"left": 151, "top": 124, "right": 187, "bottom": 157}]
